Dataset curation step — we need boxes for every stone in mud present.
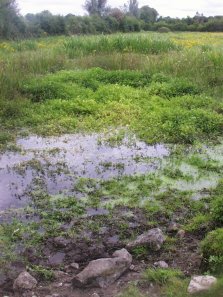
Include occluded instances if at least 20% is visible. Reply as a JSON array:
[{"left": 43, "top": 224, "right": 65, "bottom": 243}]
[
  {"left": 187, "top": 276, "right": 217, "bottom": 294},
  {"left": 72, "top": 248, "right": 132, "bottom": 288},
  {"left": 13, "top": 271, "right": 37, "bottom": 291},
  {"left": 53, "top": 237, "right": 71, "bottom": 248},
  {"left": 154, "top": 261, "right": 169, "bottom": 268},
  {"left": 126, "top": 228, "right": 165, "bottom": 251},
  {"left": 168, "top": 222, "right": 180, "bottom": 232},
  {"left": 177, "top": 229, "right": 186, "bottom": 238}
]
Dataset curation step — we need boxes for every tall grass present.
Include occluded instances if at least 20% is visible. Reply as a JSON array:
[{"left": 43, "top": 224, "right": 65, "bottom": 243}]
[
  {"left": 0, "top": 33, "right": 223, "bottom": 102},
  {"left": 63, "top": 33, "right": 180, "bottom": 57}
]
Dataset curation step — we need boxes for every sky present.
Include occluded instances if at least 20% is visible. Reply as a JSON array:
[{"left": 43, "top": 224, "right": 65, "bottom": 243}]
[{"left": 17, "top": 0, "right": 223, "bottom": 18}]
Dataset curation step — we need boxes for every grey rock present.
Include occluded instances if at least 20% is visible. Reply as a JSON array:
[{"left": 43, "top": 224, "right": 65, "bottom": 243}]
[
  {"left": 13, "top": 271, "right": 37, "bottom": 291},
  {"left": 177, "top": 229, "right": 186, "bottom": 238},
  {"left": 188, "top": 276, "right": 217, "bottom": 294},
  {"left": 70, "top": 262, "right": 80, "bottom": 270},
  {"left": 168, "top": 222, "right": 180, "bottom": 232},
  {"left": 53, "top": 237, "right": 71, "bottom": 248},
  {"left": 72, "top": 248, "right": 132, "bottom": 288},
  {"left": 154, "top": 261, "right": 169, "bottom": 268},
  {"left": 92, "top": 293, "right": 100, "bottom": 297},
  {"left": 126, "top": 228, "right": 165, "bottom": 251}
]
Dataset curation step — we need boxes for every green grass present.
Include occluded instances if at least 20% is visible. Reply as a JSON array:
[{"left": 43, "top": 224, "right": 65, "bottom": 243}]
[
  {"left": 143, "top": 268, "right": 183, "bottom": 285},
  {"left": 63, "top": 34, "right": 180, "bottom": 58},
  {"left": 1, "top": 68, "right": 222, "bottom": 145}
]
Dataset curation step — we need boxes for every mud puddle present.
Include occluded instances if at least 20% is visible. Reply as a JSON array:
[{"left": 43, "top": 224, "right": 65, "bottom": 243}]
[{"left": 0, "top": 132, "right": 169, "bottom": 210}]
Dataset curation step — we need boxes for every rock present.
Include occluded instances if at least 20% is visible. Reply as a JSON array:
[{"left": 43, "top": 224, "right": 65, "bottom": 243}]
[
  {"left": 70, "top": 262, "right": 79, "bottom": 270},
  {"left": 188, "top": 276, "right": 217, "bottom": 294},
  {"left": 126, "top": 228, "right": 165, "bottom": 251},
  {"left": 13, "top": 271, "right": 37, "bottom": 291},
  {"left": 92, "top": 293, "right": 100, "bottom": 297},
  {"left": 177, "top": 230, "right": 186, "bottom": 238},
  {"left": 48, "top": 252, "right": 65, "bottom": 266},
  {"left": 72, "top": 248, "right": 132, "bottom": 288},
  {"left": 154, "top": 261, "right": 169, "bottom": 268},
  {"left": 53, "top": 270, "right": 68, "bottom": 279},
  {"left": 168, "top": 222, "right": 180, "bottom": 232},
  {"left": 53, "top": 237, "right": 71, "bottom": 248}
]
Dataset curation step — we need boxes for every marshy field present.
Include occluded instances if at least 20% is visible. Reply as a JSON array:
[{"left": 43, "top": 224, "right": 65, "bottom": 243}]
[{"left": 0, "top": 32, "right": 223, "bottom": 296}]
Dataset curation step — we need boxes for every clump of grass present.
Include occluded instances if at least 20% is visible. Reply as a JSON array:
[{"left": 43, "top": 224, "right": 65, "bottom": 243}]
[
  {"left": 143, "top": 268, "right": 183, "bottom": 285},
  {"left": 29, "top": 265, "right": 55, "bottom": 281}
]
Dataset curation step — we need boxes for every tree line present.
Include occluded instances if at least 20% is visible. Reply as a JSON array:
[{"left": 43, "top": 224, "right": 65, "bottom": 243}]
[{"left": 0, "top": 0, "right": 223, "bottom": 39}]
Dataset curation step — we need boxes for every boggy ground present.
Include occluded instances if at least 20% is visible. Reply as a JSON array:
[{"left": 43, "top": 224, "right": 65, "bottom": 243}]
[
  {"left": 0, "top": 33, "right": 223, "bottom": 296},
  {"left": 0, "top": 131, "right": 223, "bottom": 296}
]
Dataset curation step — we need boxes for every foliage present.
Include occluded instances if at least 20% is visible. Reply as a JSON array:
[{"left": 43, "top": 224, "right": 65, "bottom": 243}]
[
  {"left": 0, "top": 0, "right": 25, "bottom": 39},
  {"left": 211, "top": 196, "right": 223, "bottom": 225},
  {"left": 140, "top": 5, "right": 158, "bottom": 23},
  {"left": 201, "top": 228, "right": 223, "bottom": 274},
  {"left": 84, "top": 0, "right": 108, "bottom": 16},
  {"left": 158, "top": 26, "right": 171, "bottom": 33}
]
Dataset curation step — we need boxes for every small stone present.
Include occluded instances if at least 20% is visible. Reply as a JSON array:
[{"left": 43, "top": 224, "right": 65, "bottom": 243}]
[
  {"left": 53, "top": 237, "right": 71, "bottom": 248},
  {"left": 126, "top": 228, "right": 165, "bottom": 251},
  {"left": 154, "top": 261, "right": 169, "bottom": 269},
  {"left": 70, "top": 262, "right": 79, "bottom": 270},
  {"left": 188, "top": 275, "right": 217, "bottom": 294},
  {"left": 92, "top": 293, "right": 100, "bottom": 297},
  {"left": 168, "top": 222, "right": 180, "bottom": 232},
  {"left": 53, "top": 282, "right": 63, "bottom": 288},
  {"left": 53, "top": 270, "right": 68, "bottom": 279},
  {"left": 177, "top": 230, "right": 186, "bottom": 238},
  {"left": 13, "top": 271, "right": 37, "bottom": 291}
]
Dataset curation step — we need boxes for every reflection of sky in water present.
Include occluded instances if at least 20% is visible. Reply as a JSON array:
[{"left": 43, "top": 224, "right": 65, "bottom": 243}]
[{"left": 0, "top": 133, "right": 169, "bottom": 210}]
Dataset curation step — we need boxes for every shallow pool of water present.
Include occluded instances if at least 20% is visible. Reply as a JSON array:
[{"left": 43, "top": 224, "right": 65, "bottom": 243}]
[{"left": 0, "top": 132, "right": 169, "bottom": 210}]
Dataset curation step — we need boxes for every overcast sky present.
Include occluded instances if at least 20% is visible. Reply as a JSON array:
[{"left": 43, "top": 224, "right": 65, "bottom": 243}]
[{"left": 17, "top": 0, "right": 223, "bottom": 18}]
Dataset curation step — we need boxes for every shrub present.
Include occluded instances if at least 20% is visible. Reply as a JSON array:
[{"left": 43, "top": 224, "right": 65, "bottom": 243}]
[{"left": 158, "top": 27, "right": 171, "bottom": 33}]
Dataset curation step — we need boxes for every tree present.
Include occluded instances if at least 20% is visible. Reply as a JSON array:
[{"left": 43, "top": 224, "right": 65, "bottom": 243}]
[
  {"left": 0, "top": 0, "right": 25, "bottom": 38},
  {"left": 140, "top": 5, "right": 158, "bottom": 23},
  {"left": 83, "top": 0, "right": 108, "bottom": 16},
  {"left": 127, "top": 0, "right": 139, "bottom": 18}
]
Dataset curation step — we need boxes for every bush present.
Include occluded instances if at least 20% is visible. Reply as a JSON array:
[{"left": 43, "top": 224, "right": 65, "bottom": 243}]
[
  {"left": 201, "top": 228, "right": 223, "bottom": 273},
  {"left": 158, "top": 27, "right": 171, "bottom": 33}
]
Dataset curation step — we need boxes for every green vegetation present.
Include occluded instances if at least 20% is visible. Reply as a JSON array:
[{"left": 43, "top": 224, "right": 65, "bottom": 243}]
[
  {"left": 201, "top": 228, "right": 223, "bottom": 274},
  {"left": 143, "top": 268, "right": 183, "bottom": 285}
]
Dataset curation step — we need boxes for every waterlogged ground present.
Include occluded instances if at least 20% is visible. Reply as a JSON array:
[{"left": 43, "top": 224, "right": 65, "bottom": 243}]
[
  {"left": 0, "top": 130, "right": 169, "bottom": 210},
  {"left": 0, "top": 33, "right": 223, "bottom": 296},
  {"left": 0, "top": 130, "right": 223, "bottom": 296},
  {"left": 1, "top": 130, "right": 222, "bottom": 212}
]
